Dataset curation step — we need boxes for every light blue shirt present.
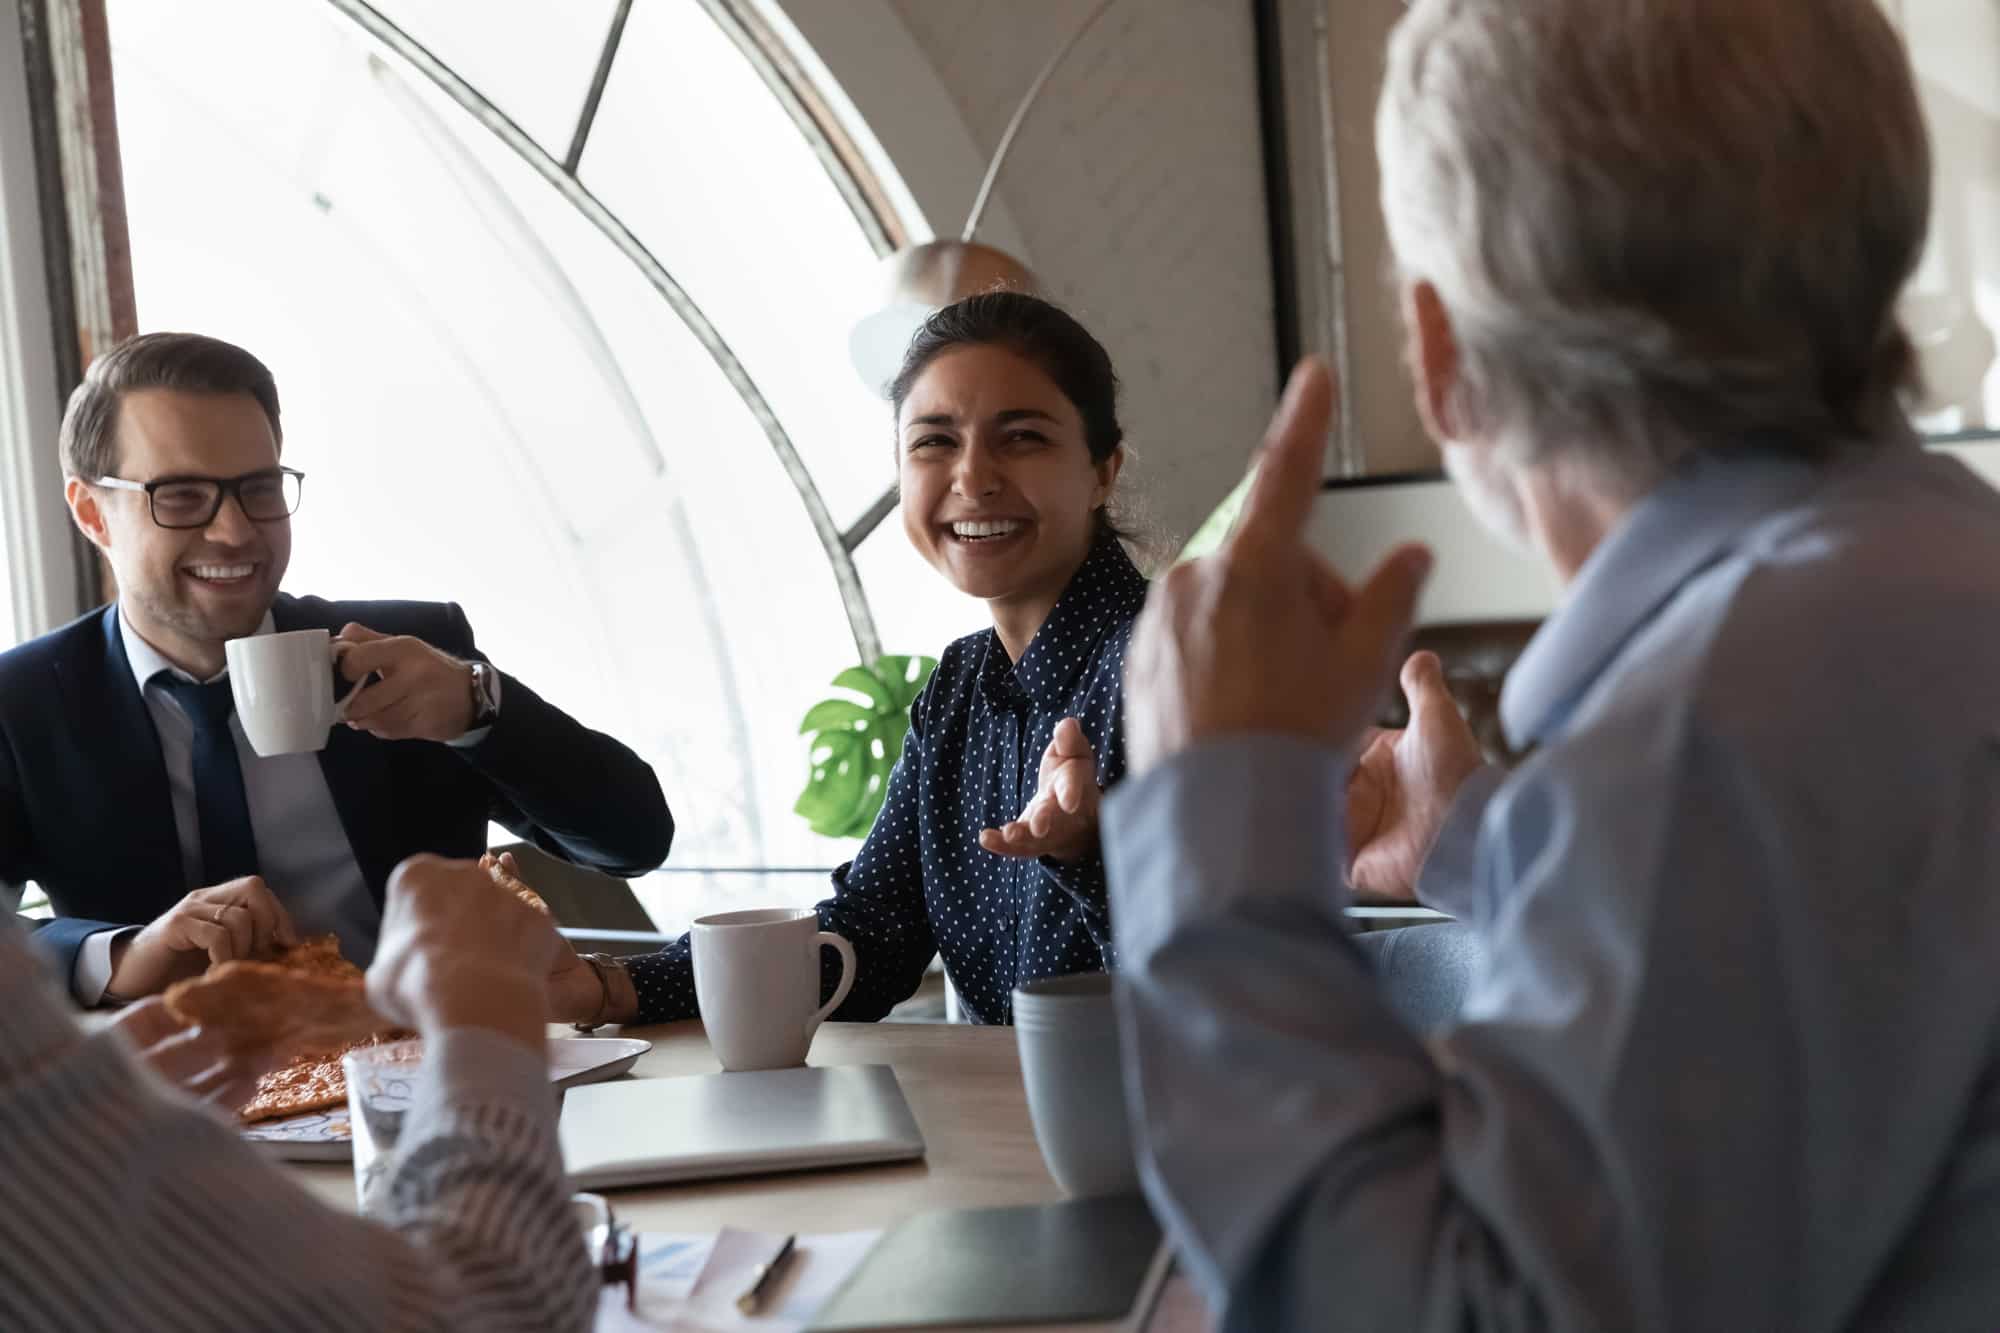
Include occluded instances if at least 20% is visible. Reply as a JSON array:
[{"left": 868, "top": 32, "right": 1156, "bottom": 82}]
[{"left": 1105, "top": 442, "right": 2000, "bottom": 1330}]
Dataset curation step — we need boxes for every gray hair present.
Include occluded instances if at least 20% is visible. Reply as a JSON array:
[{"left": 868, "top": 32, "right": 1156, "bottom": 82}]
[{"left": 1376, "top": 0, "right": 1931, "bottom": 493}]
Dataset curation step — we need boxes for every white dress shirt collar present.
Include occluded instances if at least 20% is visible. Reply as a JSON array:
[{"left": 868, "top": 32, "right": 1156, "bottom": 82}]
[{"left": 118, "top": 606, "right": 276, "bottom": 691}]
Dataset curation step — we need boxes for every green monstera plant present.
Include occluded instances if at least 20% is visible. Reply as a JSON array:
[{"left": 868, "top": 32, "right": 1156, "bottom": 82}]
[{"left": 794, "top": 655, "right": 939, "bottom": 839}]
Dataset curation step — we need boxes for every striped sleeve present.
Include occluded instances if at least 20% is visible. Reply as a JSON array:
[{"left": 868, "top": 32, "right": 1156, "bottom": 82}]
[{"left": 0, "top": 921, "right": 595, "bottom": 1333}]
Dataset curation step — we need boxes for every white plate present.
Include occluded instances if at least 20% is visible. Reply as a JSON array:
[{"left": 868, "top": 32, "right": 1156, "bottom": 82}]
[
  {"left": 549, "top": 1035, "right": 653, "bottom": 1090},
  {"left": 244, "top": 1035, "right": 653, "bottom": 1161},
  {"left": 243, "top": 1106, "right": 356, "bottom": 1161}
]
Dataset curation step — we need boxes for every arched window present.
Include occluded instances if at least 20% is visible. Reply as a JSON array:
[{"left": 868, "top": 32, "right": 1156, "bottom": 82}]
[{"left": 105, "top": 0, "right": 976, "bottom": 922}]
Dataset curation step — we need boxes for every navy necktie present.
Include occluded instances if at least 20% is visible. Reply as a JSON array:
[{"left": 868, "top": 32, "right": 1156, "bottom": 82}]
[{"left": 155, "top": 675, "right": 261, "bottom": 886}]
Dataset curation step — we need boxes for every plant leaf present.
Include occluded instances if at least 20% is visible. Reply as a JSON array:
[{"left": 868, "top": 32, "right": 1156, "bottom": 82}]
[
  {"left": 795, "top": 654, "right": 940, "bottom": 840},
  {"left": 795, "top": 730, "right": 867, "bottom": 831},
  {"left": 798, "top": 698, "right": 873, "bottom": 734},
  {"left": 870, "top": 655, "right": 936, "bottom": 711},
  {"left": 831, "top": 665, "right": 893, "bottom": 711},
  {"left": 840, "top": 776, "right": 890, "bottom": 838}
]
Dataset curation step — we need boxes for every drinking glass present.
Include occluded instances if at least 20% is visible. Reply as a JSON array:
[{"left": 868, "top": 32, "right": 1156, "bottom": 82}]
[{"left": 345, "top": 1038, "right": 424, "bottom": 1215}]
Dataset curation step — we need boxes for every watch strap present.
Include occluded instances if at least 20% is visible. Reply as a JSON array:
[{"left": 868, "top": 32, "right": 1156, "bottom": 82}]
[
  {"left": 468, "top": 660, "right": 501, "bottom": 726},
  {"left": 572, "top": 952, "right": 620, "bottom": 1032}
]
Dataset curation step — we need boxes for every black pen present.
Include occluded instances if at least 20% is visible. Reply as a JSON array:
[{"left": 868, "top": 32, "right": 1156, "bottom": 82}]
[{"left": 735, "top": 1233, "right": 798, "bottom": 1315}]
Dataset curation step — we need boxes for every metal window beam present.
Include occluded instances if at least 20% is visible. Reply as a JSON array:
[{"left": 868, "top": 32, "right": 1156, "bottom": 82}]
[
  {"left": 695, "top": 0, "right": 903, "bottom": 260},
  {"left": 320, "top": 0, "right": 882, "bottom": 663},
  {"left": 562, "top": 0, "right": 632, "bottom": 175},
  {"left": 840, "top": 485, "right": 898, "bottom": 554}
]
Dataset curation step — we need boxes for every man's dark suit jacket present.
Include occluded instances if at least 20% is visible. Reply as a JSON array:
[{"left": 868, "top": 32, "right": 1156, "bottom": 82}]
[{"left": 1, "top": 594, "right": 674, "bottom": 979}]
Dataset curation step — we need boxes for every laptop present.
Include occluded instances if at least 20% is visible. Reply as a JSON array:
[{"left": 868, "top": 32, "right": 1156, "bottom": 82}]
[
  {"left": 809, "top": 1195, "right": 1169, "bottom": 1330},
  {"left": 559, "top": 1063, "right": 927, "bottom": 1190}
]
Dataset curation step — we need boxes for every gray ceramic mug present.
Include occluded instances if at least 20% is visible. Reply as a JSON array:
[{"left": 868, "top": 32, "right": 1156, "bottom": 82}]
[{"left": 1012, "top": 972, "right": 1141, "bottom": 1197}]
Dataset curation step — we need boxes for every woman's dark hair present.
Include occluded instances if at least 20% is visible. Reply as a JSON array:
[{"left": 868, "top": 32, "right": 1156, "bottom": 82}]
[
  {"left": 889, "top": 291, "right": 1128, "bottom": 540},
  {"left": 890, "top": 292, "right": 1123, "bottom": 462}
]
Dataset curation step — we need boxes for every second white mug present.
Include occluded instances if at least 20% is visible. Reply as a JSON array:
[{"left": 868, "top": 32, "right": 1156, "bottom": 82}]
[
  {"left": 691, "top": 908, "right": 856, "bottom": 1071},
  {"left": 225, "top": 628, "right": 355, "bottom": 757}
]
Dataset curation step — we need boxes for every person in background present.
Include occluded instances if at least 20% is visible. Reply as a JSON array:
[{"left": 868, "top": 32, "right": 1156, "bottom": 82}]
[
  {"left": 0, "top": 331, "right": 673, "bottom": 1003},
  {"left": 1105, "top": 0, "right": 2000, "bottom": 1327},
  {"left": 0, "top": 855, "right": 595, "bottom": 1332},
  {"left": 547, "top": 292, "right": 1147, "bottom": 1026}
]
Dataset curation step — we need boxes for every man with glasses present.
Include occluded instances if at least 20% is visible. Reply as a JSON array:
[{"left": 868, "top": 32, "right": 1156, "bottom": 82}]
[{"left": 1, "top": 331, "right": 674, "bottom": 1003}]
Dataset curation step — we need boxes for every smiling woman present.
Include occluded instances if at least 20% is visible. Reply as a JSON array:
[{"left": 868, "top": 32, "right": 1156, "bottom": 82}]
[
  {"left": 891, "top": 294, "right": 1128, "bottom": 661},
  {"left": 545, "top": 293, "right": 1155, "bottom": 1028}
]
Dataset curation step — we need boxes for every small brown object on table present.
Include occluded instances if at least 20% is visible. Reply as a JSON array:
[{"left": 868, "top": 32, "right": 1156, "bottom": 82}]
[
  {"left": 163, "top": 842, "right": 556, "bottom": 1124},
  {"left": 163, "top": 960, "right": 385, "bottom": 1058},
  {"left": 162, "top": 933, "right": 398, "bottom": 1122}
]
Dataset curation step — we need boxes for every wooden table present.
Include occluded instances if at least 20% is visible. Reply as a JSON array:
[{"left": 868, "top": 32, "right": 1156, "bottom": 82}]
[
  {"left": 286, "top": 1020, "right": 1204, "bottom": 1329},
  {"left": 288, "top": 1020, "right": 1067, "bottom": 1233}
]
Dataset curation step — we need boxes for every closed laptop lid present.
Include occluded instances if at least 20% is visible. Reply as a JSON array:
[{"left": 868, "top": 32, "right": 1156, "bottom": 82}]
[
  {"left": 559, "top": 1063, "right": 926, "bottom": 1190},
  {"left": 808, "top": 1195, "right": 1167, "bottom": 1330}
]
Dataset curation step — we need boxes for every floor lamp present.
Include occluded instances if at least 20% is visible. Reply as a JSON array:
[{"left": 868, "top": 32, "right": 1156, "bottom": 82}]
[{"left": 848, "top": 0, "right": 1121, "bottom": 395}]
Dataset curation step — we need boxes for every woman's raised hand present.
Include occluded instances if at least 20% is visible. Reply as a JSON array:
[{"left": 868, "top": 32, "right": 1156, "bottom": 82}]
[{"left": 979, "top": 717, "right": 1102, "bottom": 864}]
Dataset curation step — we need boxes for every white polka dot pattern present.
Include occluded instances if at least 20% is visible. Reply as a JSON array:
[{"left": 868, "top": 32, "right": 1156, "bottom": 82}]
[{"left": 625, "top": 534, "right": 1151, "bottom": 1025}]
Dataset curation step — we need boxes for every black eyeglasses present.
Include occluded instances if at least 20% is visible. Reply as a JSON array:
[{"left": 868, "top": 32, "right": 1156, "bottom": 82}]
[{"left": 92, "top": 467, "right": 305, "bottom": 529}]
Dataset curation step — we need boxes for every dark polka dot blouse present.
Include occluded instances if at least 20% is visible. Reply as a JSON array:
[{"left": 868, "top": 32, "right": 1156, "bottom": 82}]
[{"left": 625, "top": 531, "right": 1149, "bottom": 1025}]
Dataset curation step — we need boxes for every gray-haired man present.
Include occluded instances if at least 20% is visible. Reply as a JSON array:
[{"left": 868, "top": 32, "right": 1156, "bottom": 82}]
[{"left": 1107, "top": 1, "right": 2000, "bottom": 1328}]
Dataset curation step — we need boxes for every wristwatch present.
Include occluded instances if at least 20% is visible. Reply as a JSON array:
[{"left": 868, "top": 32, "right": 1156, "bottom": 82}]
[
  {"left": 573, "top": 952, "right": 625, "bottom": 1032},
  {"left": 467, "top": 660, "right": 502, "bottom": 727}
]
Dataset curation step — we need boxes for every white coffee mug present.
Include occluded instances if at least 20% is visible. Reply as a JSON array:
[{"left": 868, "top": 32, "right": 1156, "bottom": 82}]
[
  {"left": 691, "top": 908, "right": 856, "bottom": 1072},
  {"left": 225, "top": 628, "right": 357, "bottom": 757}
]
